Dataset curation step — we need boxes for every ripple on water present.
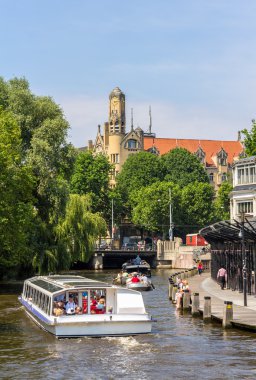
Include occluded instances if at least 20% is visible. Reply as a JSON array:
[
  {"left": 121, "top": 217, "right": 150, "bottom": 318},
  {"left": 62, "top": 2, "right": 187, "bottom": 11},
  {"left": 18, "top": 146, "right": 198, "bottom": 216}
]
[{"left": 1, "top": 270, "right": 256, "bottom": 380}]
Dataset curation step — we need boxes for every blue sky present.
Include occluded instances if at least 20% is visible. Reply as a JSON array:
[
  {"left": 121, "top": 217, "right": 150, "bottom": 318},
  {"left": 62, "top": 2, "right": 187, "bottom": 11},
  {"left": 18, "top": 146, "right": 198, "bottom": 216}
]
[{"left": 1, "top": 0, "right": 256, "bottom": 147}]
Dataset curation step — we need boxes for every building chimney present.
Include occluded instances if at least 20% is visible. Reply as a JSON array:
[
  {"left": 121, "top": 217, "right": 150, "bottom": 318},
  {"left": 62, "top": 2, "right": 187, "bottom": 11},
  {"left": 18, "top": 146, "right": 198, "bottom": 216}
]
[{"left": 88, "top": 140, "right": 93, "bottom": 150}]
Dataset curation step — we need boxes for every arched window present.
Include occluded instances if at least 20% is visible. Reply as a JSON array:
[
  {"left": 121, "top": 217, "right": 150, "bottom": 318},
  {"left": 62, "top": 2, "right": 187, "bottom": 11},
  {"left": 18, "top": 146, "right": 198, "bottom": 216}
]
[{"left": 221, "top": 173, "right": 227, "bottom": 182}]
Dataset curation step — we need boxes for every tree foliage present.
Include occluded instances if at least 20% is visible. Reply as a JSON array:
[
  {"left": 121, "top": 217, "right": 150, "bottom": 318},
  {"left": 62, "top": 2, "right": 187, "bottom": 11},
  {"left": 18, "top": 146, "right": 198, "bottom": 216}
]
[
  {"left": 57, "top": 194, "right": 107, "bottom": 263},
  {"left": 214, "top": 181, "right": 233, "bottom": 220},
  {"left": 160, "top": 147, "right": 209, "bottom": 187},
  {"left": 131, "top": 181, "right": 181, "bottom": 235},
  {"left": 241, "top": 120, "right": 256, "bottom": 156},
  {"left": 116, "top": 151, "right": 162, "bottom": 219},
  {"left": 0, "top": 108, "right": 35, "bottom": 274},
  {"left": 181, "top": 182, "right": 215, "bottom": 229},
  {"left": 71, "top": 151, "right": 113, "bottom": 220}
]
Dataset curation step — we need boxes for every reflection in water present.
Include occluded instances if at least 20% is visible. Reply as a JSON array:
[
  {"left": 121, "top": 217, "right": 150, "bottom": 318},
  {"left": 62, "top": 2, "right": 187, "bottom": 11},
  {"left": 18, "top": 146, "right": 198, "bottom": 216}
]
[{"left": 0, "top": 270, "right": 256, "bottom": 379}]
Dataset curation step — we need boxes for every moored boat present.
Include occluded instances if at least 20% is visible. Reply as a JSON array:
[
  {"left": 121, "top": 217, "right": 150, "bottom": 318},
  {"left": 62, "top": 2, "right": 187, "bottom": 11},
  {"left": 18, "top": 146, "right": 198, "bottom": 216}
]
[{"left": 18, "top": 275, "right": 152, "bottom": 338}]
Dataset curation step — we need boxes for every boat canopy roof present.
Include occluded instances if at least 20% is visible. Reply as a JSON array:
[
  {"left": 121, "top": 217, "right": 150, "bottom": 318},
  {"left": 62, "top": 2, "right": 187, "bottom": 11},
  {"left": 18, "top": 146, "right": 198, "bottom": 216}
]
[{"left": 27, "top": 275, "right": 112, "bottom": 295}]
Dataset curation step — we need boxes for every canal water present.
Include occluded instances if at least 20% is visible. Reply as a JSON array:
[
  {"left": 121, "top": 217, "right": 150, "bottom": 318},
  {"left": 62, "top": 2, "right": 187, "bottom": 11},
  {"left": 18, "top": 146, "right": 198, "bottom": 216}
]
[{"left": 1, "top": 269, "right": 256, "bottom": 380}]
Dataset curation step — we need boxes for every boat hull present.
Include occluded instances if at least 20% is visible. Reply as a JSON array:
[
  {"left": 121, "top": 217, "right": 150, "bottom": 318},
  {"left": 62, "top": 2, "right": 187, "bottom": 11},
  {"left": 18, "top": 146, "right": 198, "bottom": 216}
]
[
  {"left": 126, "top": 283, "right": 153, "bottom": 291},
  {"left": 22, "top": 303, "right": 152, "bottom": 338}
]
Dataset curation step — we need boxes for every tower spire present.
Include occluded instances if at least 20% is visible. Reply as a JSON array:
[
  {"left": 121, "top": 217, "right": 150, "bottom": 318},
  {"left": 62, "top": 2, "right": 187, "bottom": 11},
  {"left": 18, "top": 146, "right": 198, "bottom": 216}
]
[
  {"left": 149, "top": 105, "right": 152, "bottom": 134},
  {"left": 131, "top": 108, "right": 134, "bottom": 131}
]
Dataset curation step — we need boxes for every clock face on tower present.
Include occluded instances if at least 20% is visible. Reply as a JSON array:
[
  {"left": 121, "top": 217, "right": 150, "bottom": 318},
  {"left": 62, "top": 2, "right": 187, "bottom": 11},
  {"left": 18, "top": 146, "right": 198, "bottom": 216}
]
[{"left": 112, "top": 98, "right": 118, "bottom": 111}]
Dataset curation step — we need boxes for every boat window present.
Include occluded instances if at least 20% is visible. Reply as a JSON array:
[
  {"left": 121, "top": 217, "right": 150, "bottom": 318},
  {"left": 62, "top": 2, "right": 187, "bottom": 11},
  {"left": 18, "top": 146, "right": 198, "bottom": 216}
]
[
  {"left": 34, "top": 290, "right": 40, "bottom": 306},
  {"left": 90, "top": 289, "right": 106, "bottom": 314},
  {"left": 42, "top": 296, "right": 50, "bottom": 314}
]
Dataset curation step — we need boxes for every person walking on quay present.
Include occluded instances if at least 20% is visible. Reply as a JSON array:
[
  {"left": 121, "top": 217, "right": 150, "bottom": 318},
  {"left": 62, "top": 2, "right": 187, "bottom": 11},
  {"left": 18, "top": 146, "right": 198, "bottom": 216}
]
[
  {"left": 217, "top": 267, "right": 227, "bottom": 290},
  {"left": 197, "top": 261, "right": 203, "bottom": 275}
]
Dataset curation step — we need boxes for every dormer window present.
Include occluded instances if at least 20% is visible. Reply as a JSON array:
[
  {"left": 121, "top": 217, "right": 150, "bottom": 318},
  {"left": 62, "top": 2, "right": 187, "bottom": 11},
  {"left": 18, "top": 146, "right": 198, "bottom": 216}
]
[
  {"left": 126, "top": 139, "right": 137, "bottom": 149},
  {"left": 217, "top": 148, "right": 227, "bottom": 166},
  {"left": 147, "top": 146, "right": 159, "bottom": 155},
  {"left": 195, "top": 147, "right": 205, "bottom": 164}
]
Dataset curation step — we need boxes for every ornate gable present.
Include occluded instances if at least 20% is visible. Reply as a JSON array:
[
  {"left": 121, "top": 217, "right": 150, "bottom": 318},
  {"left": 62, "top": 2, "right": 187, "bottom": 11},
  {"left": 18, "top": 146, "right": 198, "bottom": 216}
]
[
  {"left": 94, "top": 125, "right": 105, "bottom": 153},
  {"left": 121, "top": 129, "right": 143, "bottom": 151}
]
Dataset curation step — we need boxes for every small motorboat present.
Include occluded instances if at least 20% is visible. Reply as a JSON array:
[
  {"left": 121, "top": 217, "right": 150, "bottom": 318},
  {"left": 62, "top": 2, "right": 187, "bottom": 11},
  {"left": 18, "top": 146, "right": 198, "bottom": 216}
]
[
  {"left": 122, "top": 255, "right": 151, "bottom": 277},
  {"left": 126, "top": 273, "right": 154, "bottom": 291}
]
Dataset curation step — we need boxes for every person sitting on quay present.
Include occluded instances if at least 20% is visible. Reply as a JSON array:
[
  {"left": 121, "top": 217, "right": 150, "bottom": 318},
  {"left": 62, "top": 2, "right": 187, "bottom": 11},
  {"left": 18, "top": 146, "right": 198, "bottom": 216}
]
[{"left": 175, "top": 288, "right": 184, "bottom": 309}]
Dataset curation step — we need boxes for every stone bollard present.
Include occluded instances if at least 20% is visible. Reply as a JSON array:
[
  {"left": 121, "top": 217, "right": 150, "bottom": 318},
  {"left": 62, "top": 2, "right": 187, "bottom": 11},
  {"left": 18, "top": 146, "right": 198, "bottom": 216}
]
[
  {"left": 223, "top": 301, "right": 233, "bottom": 328},
  {"left": 183, "top": 289, "right": 190, "bottom": 310},
  {"left": 168, "top": 283, "right": 173, "bottom": 300},
  {"left": 191, "top": 292, "right": 200, "bottom": 316},
  {"left": 203, "top": 296, "right": 211, "bottom": 321},
  {"left": 172, "top": 286, "right": 178, "bottom": 303}
]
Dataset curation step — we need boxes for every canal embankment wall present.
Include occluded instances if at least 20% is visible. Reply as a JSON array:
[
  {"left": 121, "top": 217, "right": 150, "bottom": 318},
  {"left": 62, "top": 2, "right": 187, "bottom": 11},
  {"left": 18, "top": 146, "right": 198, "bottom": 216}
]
[{"left": 169, "top": 272, "right": 256, "bottom": 332}]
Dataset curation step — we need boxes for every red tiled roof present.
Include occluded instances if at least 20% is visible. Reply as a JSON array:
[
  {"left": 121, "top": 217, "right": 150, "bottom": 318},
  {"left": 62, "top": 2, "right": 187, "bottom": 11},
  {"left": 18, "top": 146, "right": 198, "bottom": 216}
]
[{"left": 144, "top": 137, "right": 243, "bottom": 166}]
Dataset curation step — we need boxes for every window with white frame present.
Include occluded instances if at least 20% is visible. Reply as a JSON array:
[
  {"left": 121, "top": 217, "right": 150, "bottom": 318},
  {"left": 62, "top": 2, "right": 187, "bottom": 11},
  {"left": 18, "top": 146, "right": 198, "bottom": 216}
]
[
  {"left": 237, "top": 164, "right": 256, "bottom": 185},
  {"left": 237, "top": 201, "right": 253, "bottom": 214}
]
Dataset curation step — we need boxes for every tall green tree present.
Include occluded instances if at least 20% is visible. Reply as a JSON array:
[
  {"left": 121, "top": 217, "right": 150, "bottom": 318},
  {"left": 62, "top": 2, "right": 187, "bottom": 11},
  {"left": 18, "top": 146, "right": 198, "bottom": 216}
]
[
  {"left": 181, "top": 181, "right": 215, "bottom": 229},
  {"left": 0, "top": 108, "right": 35, "bottom": 276},
  {"left": 57, "top": 194, "right": 107, "bottom": 263},
  {"left": 71, "top": 151, "right": 113, "bottom": 220},
  {"left": 0, "top": 77, "right": 76, "bottom": 276},
  {"left": 116, "top": 151, "right": 162, "bottom": 218},
  {"left": 131, "top": 181, "right": 181, "bottom": 236},
  {"left": 160, "top": 147, "right": 209, "bottom": 187}
]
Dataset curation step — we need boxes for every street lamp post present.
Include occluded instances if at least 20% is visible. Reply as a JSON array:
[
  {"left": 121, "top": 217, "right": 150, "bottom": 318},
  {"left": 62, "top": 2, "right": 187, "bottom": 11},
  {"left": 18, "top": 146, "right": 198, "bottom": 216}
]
[
  {"left": 169, "top": 188, "right": 174, "bottom": 241},
  {"left": 111, "top": 199, "right": 114, "bottom": 247},
  {"left": 240, "top": 211, "right": 247, "bottom": 307}
]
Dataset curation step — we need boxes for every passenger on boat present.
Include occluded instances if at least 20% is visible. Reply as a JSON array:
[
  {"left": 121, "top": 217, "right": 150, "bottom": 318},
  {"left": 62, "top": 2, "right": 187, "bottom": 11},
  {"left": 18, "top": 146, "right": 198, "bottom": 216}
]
[
  {"left": 131, "top": 274, "right": 140, "bottom": 283},
  {"left": 53, "top": 301, "right": 65, "bottom": 316},
  {"left": 90, "top": 299, "right": 98, "bottom": 314},
  {"left": 96, "top": 298, "right": 106, "bottom": 314},
  {"left": 65, "top": 296, "right": 77, "bottom": 315},
  {"left": 133, "top": 255, "right": 142, "bottom": 265},
  {"left": 140, "top": 274, "right": 149, "bottom": 284},
  {"left": 75, "top": 306, "right": 83, "bottom": 315}
]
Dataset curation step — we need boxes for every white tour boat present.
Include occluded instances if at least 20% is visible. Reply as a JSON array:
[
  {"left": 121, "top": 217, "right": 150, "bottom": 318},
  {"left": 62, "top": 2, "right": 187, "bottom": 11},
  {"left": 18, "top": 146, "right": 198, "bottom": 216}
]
[{"left": 19, "top": 275, "right": 152, "bottom": 338}]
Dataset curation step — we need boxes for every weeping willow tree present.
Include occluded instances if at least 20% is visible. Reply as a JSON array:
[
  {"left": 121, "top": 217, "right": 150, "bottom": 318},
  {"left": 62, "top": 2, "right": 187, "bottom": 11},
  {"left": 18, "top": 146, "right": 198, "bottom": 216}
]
[{"left": 57, "top": 194, "right": 107, "bottom": 264}]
